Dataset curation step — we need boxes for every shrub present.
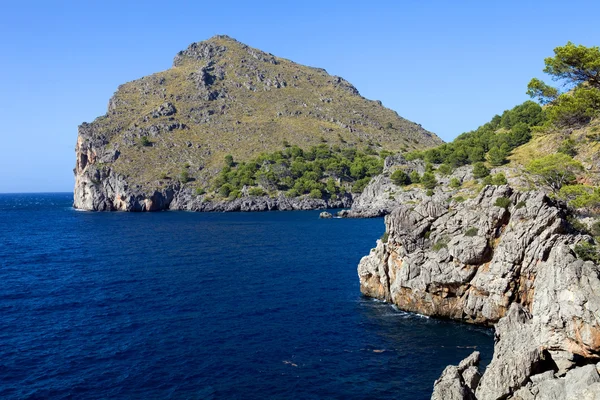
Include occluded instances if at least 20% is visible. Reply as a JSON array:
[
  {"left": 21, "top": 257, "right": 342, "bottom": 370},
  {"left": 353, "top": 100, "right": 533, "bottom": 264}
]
[
  {"left": 179, "top": 170, "right": 190, "bottom": 183},
  {"left": 391, "top": 170, "right": 411, "bottom": 186},
  {"left": 248, "top": 187, "right": 265, "bottom": 196},
  {"left": 219, "top": 183, "right": 233, "bottom": 197},
  {"left": 495, "top": 197, "right": 512, "bottom": 209},
  {"left": 410, "top": 171, "right": 421, "bottom": 184},
  {"left": 195, "top": 187, "right": 206, "bottom": 196},
  {"left": 453, "top": 196, "right": 466, "bottom": 203},
  {"left": 381, "top": 231, "right": 389, "bottom": 243},
  {"left": 464, "top": 227, "right": 478, "bottom": 237},
  {"left": 546, "top": 87, "right": 600, "bottom": 127},
  {"left": 159, "top": 172, "right": 168, "bottom": 180},
  {"left": 574, "top": 242, "right": 600, "bottom": 263},
  {"left": 229, "top": 189, "right": 241, "bottom": 199},
  {"left": 516, "top": 201, "right": 527, "bottom": 209},
  {"left": 421, "top": 172, "right": 437, "bottom": 189},
  {"left": 352, "top": 177, "right": 371, "bottom": 193},
  {"left": 432, "top": 237, "right": 449, "bottom": 251},
  {"left": 473, "top": 162, "right": 490, "bottom": 178},
  {"left": 309, "top": 189, "right": 323, "bottom": 199},
  {"left": 557, "top": 139, "right": 578, "bottom": 157},
  {"left": 491, "top": 173, "right": 508, "bottom": 185},
  {"left": 426, "top": 189, "right": 434, "bottom": 196},
  {"left": 450, "top": 177, "right": 461, "bottom": 189},
  {"left": 140, "top": 136, "right": 152, "bottom": 147},
  {"left": 437, "top": 163, "right": 453, "bottom": 176},
  {"left": 224, "top": 154, "right": 234, "bottom": 167}
]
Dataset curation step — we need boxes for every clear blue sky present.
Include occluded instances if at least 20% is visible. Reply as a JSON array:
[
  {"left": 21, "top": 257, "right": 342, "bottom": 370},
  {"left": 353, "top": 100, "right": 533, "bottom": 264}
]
[{"left": 1, "top": 0, "right": 599, "bottom": 193}]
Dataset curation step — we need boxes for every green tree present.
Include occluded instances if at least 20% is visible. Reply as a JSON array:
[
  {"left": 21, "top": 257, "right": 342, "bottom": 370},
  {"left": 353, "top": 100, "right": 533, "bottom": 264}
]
[
  {"left": 224, "top": 154, "right": 234, "bottom": 167},
  {"left": 526, "top": 153, "right": 583, "bottom": 192},
  {"left": 309, "top": 189, "right": 322, "bottom": 199},
  {"left": 557, "top": 138, "right": 578, "bottom": 157},
  {"left": 421, "top": 172, "right": 437, "bottom": 189},
  {"left": 488, "top": 146, "right": 508, "bottom": 166},
  {"left": 410, "top": 171, "right": 421, "bottom": 184},
  {"left": 546, "top": 86, "right": 600, "bottom": 127},
  {"left": 472, "top": 162, "right": 490, "bottom": 179},
  {"left": 526, "top": 78, "right": 559, "bottom": 104},
  {"left": 542, "top": 42, "right": 600, "bottom": 89},
  {"left": 390, "top": 170, "right": 411, "bottom": 186},
  {"left": 450, "top": 177, "right": 461, "bottom": 189},
  {"left": 527, "top": 43, "right": 600, "bottom": 124}
]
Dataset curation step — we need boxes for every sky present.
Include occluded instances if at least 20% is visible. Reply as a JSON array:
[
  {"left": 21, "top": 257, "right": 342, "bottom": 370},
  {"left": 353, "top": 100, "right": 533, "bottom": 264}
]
[{"left": 1, "top": 0, "right": 599, "bottom": 193}]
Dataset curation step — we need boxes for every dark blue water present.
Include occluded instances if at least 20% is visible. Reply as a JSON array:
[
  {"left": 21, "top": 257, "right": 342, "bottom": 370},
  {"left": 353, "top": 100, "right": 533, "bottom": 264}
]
[{"left": 0, "top": 193, "right": 493, "bottom": 399}]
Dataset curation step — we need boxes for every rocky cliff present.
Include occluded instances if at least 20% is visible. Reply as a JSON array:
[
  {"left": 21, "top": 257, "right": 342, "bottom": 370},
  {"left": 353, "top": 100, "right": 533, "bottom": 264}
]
[
  {"left": 358, "top": 185, "right": 600, "bottom": 399},
  {"left": 74, "top": 35, "right": 440, "bottom": 211}
]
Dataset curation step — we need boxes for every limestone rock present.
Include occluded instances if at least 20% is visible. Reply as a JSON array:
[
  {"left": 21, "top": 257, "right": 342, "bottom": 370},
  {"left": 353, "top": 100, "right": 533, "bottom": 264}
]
[{"left": 358, "top": 185, "right": 600, "bottom": 399}]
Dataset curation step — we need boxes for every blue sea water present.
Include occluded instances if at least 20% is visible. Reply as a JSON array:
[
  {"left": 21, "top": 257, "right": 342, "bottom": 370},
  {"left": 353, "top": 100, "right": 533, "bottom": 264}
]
[{"left": 0, "top": 193, "right": 493, "bottom": 399}]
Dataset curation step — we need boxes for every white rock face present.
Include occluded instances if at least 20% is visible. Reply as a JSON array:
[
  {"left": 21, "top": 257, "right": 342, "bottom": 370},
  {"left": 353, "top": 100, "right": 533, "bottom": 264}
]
[{"left": 358, "top": 185, "right": 600, "bottom": 399}]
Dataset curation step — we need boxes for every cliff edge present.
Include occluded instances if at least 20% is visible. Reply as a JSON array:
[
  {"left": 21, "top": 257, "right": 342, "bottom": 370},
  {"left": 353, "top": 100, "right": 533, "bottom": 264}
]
[{"left": 358, "top": 185, "right": 600, "bottom": 399}]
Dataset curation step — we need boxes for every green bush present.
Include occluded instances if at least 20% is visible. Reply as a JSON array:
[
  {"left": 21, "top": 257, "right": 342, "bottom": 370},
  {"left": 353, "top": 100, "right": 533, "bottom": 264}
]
[
  {"left": 248, "top": 187, "right": 265, "bottom": 196},
  {"left": 421, "top": 172, "right": 437, "bottom": 189},
  {"left": 381, "top": 231, "right": 389, "bottom": 243},
  {"left": 410, "top": 171, "right": 421, "bottom": 184},
  {"left": 224, "top": 154, "right": 234, "bottom": 167},
  {"left": 352, "top": 177, "right": 371, "bottom": 193},
  {"left": 491, "top": 173, "right": 508, "bottom": 185},
  {"left": 229, "top": 189, "right": 241, "bottom": 199},
  {"left": 557, "top": 139, "right": 578, "bottom": 157},
  {"left": 195, "top": 187, "right": 206, "bottom": 196},
  {"left": 309, "top": 189, "right": 323, "bottom": 199},
  {"left": 464, "top": 227, "right": 478, "bottom": 237},
  {"left": 473, "top": 162, "right": 490, "bottom": 178},
  {"left": 516, "top": 201, "right": 527, "bottom": 209},
  {"left": 219, "top": 183, "right": 233, "bottom": 197},
  {"left": 494, "top": 197, "right": 512, "bottom": 209},
  {"left": 574, "top": 242, "right": 600, "bottom": 263},
  {"left": 179, "top": 170, "right": 190, "bottom": 183},
  {"left": 453, "top": 196, "right": 466, "bottom": 203},
  {"left": 450, "top": 177, "right": 461, "bottom": 189},
  {"left": 437, "top": 163, "right": 453, "bottom": 176},
  {"left": 391, "top": 170, "right": 411, "bottom": 186},
  {"left": 432, "top": 237, "right": 449, "bottom": 251},
  {"left": 547, "top": 87, "right": 600, "bottom": 127},
  {"left": 140, "top": 136, "right": 152, "bottom": 147}
]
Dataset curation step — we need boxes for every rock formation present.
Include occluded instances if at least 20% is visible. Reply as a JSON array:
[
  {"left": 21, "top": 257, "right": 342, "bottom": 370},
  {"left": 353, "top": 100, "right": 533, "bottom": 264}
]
[
  {"left": 74, "top": 35, "right": 440, "bottom": 211},
  {"left": 358, "top": 185, "right": 600, "bottom": 399}
]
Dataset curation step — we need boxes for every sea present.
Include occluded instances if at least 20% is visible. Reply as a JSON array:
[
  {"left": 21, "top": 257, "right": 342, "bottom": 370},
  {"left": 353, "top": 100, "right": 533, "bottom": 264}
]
[{"left": 0, "top": 193, "right": 493, "bottom": 399}]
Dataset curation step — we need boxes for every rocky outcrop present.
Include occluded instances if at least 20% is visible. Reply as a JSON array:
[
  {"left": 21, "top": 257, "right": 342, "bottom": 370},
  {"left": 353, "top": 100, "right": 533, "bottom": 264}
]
[{"left": 357, "top": 185, "right": 600, "bottom": 399}]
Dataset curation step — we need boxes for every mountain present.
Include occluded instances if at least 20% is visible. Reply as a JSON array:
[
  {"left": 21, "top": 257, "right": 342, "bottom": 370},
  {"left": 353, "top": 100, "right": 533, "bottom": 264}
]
[{"left": 74, "top": 35, "right": 441, "bottom": 211}]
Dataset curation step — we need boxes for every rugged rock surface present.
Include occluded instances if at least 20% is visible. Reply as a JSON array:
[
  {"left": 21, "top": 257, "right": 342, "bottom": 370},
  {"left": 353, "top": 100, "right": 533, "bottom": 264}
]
[
  {"left": 74, "top": 35, "right": 440, "bottom": 211},
  {"left": 357, "top": 185, "right": 600, "bottom": 399}
]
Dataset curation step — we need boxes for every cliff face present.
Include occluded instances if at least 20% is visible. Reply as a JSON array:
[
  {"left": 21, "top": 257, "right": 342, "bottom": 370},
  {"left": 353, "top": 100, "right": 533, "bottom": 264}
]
[
  {"left": 73, "top": 35, "right": 440, "bottom": 211},
  {"left": 358, "top": 185, "right": 600, "bottom": 399}
]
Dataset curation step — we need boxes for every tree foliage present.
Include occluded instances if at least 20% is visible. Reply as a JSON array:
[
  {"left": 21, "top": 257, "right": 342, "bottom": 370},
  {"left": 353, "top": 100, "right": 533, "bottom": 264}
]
[
  {"left": 210, "top": 144, "right": 384, "bottom": 198},
  {"left": 526, "top": 154, "right": 583, "bottom": 192},
  {"left": 528, "top": 42, "right": 600, "bottom": 127},
  {"left": 405, "top": 101, "right": 544, "bottom": 167}
]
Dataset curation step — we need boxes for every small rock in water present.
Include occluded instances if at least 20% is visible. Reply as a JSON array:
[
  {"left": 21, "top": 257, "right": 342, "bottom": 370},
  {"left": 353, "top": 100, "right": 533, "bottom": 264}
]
[{"left": 319, "top": 211, "right": 333, "bottom": 219}]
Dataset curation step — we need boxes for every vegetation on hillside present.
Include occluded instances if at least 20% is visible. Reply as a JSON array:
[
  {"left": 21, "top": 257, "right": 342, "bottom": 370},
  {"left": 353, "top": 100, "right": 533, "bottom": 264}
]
[
  {"left": 84, "top": 35, "right": 440, "bottom": 190},
  {"left": 405, "top": 100, "right": 546, "bottom": 169},
  {"left": 207, "top": 145, "right": 399, "bottom": 200}
]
